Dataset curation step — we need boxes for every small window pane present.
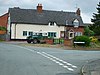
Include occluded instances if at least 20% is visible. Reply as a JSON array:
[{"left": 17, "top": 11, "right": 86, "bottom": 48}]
[
  {"left": 23, "top": 31, "right": 27, "bottom": 36},
  {"left": 29, "top": 32, "right": 33, "bottom": 36},
  {"left": 54, "top": 33, "right": 56, "bottom": 37},
  {"left": 70, "top": 33, "right": 73, "bottom": 37},
  {"left": 51, "top": 33, "right": 53, "bottom": 37},
  {"left": 48, "top": 32, "right": 50, "bottom": 37}
]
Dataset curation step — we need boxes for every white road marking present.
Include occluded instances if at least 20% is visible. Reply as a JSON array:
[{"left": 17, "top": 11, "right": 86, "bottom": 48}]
[
  {"left": 41, "top": 52, "right": 78, "bottom": 71},
  {"left": 63, "top": 66, "right": 74, "bottom": 71},
  {"left": 42, "top": 52, "right": 77, "bottom": 68},
  {"left": 37, "top": 51, "right": 74, "bottom": 71},
  {"left": 14, "top": 45, "right": 77, "bottom": 72}
]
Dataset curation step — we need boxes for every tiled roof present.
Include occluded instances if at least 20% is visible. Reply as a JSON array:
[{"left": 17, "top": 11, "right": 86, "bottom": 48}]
[{"left": 9, "top": 8, "right": 84, "bottom": 26}]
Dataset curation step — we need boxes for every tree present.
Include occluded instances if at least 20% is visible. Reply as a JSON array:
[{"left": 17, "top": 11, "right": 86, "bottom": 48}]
[
  {"left": 90, "top": 2, "right": 100, "bottom": 35},
  {"left": 84, "top": 26, "right": 94, "bottom": 36}
]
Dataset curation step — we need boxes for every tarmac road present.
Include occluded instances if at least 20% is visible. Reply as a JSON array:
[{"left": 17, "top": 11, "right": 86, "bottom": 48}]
[{"left": 0, "top": 42, "right": 100, "bottom": 75}]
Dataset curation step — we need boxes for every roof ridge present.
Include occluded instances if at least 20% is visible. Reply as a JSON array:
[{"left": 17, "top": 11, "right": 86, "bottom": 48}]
[{"left": 9, "top": 7, "right": 75, "bottom": 14}]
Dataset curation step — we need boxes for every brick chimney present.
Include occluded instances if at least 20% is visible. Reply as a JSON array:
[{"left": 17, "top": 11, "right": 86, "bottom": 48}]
[
  {"left": 37, "top": 4, "right": 43, "bottom": 13},
  {"left": 76, "top": 8, "right": 81, "bottom": 16}
]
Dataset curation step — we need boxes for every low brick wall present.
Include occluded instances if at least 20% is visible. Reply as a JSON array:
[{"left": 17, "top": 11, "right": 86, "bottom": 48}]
[
  {"left": 45, "top": 39, "right": 54, "bottom": 44},
  {"left": 64, "top": 39, "right": 73, "bottom": 46},
  {"left": 0, "top": 31, "right": 6, "bottom": 34},
  {"left": 45, "top": 38, "right": 73, "bottom": 46}
]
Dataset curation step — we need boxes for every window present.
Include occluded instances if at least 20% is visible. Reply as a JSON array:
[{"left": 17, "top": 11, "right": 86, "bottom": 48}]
[
  {"left": 48, "top": 32, "right": 56, "bottom": 38},
  {"left": 54, "top": 33, "right": 56, "bottom": 37},
  {"left": 73, "top": 19, "right": 79, "bottom": 27},
  {"left": 69, "top": 32, "right": 74, "bottom": 39},
  {"left": 23, "top": 31, "right": 27, "bottom": 36},
  {"left": 70, "top": 33, "right": 73, "bottom": 37},
  {"left": 50, "top": 22, "right": 54, "bottom": 26},
  {"left": 29, "top": 32, "right": 33, "bottom": 36},
  {"left": 75, "top": 32, "right": 82, "bottom": 36},
  {"left": 49, "top": 22, "right": 56, "bottom": 26}
]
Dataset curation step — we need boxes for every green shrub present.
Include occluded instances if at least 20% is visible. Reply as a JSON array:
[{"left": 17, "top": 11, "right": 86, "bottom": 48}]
[
  {"left": 89, "top": 36, "right": 98, "bottom": 43},
  {"left": 53, "top": 38, "right": 64, "bottom": 44},
  {"left": 74, "top": 36, "right": 91, "bottom": 46},
  {"left": 0, "top": 26, "right": 6, "bottom": 31}
]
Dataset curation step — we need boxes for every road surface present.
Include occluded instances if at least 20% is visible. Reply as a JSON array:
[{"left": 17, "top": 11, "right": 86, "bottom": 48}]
[{"left": 0, "top": 42, "right": 100, "bottom": 75}]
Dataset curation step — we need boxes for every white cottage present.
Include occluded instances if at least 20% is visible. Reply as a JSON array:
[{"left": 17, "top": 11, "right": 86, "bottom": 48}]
[{"left": 8, "top": 4, "right": 84, "bottom": 40}]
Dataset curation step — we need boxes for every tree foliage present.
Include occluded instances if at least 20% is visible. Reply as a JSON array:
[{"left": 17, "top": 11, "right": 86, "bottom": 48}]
[
  {"left": 90, "top": 2, "right": 100, "bottom": 35},
  {"left": 84, "top": 26, "right": 94, "bottom": 36}
]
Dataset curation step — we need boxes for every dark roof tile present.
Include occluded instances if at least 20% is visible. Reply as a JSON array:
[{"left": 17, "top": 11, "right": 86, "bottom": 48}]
[{"left": 9, "top": 8, "right": 84, "bottom": 26}]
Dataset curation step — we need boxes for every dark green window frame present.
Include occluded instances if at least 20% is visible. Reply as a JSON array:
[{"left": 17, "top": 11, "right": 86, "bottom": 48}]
[
  {"left": 23, "top": 31, "right": 27, "bottom": 36},
  {"left": 48, "top": 32, "right": 56, "bottom": 38}
]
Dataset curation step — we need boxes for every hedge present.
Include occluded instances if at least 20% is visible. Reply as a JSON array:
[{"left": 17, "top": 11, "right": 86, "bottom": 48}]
[{"left": 74, "top": 36, "right": 91, "bottom": 46}]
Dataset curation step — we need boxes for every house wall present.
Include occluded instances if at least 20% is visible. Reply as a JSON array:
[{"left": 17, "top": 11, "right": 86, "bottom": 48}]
[
  {"left": 65, "top": 26, "right": 84, "bottom": 39},
  {"left": 0, "top": 13, "right": 8, "bottom": 28},
  {"left": 11, "top": 23, "right": 65, "bottom": 39},
  {"left": 66, "top": 26, "right": 84, "bottom": 34}
]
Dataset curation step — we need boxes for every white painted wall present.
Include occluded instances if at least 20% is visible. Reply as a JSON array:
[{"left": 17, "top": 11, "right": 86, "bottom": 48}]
[{"left": 11, "top": 23, "right": 65, "bottom": 39}]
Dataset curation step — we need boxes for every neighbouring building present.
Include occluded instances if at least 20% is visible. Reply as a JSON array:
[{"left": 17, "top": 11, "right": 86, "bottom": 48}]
[
  {"left": 0, "top": 13, "right": 8, "bottom": 28},
  {"left": 0, "top": 13, "right": 9, "bottom": 35},
  {"left": 7, "top": 4, "right": 84, "bottom": 40}
]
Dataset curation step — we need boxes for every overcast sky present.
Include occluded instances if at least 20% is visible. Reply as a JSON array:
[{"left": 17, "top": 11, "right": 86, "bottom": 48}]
[{"left": 0, "top": 0, "right": 99, "bottom": 23}]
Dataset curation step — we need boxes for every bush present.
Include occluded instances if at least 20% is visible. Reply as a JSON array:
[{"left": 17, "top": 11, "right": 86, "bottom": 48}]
[
  {"left": 74, "top": 36, "right": 91, "bottom": 46},
  {"left": 53, "top": 38, "right": 64, "bottom": 44},
  {"left": 89, "top": 36, "right": 98, "bottom": 43},
  {"left": 0, "top": 26, "right": 6, "bottom": 31}
]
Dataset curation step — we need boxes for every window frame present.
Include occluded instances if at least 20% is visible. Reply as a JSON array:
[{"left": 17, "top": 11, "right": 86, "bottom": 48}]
[
  {"left": 28, "top": 31, "right": 33, "bottom": 36},
  {"left": 23, "top": 31, "right": 27, "bottom": 36},
  {"left": 48, "top": 32, "right": 57, "bottom": 38},
  {"left": 75, "top": 32, "right": 82, "bottom": 36},
  {"left": 68, "top": 32, "right": 74, "bottom": 39},
  {"left": 48, "top": 22, "right": 56, "bottom": 26},
  {"left": 73, "top": 19, "right": 79, "bottom": 27}
]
